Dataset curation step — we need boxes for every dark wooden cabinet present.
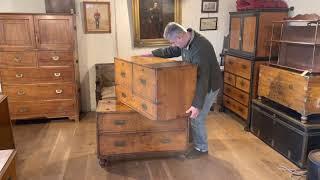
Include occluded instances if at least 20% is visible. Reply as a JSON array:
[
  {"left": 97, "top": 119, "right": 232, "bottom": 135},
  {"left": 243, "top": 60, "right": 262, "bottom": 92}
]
[
  {"left": 0, "top": 95, "right": 15, "bottom": 150},
  {"left": 229, "top": 10, "right": 288, "bottom": 59}
]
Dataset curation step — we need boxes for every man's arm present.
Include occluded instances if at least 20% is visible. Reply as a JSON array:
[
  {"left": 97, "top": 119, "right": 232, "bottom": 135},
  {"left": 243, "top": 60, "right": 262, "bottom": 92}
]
[{"left": 152, "top": 46, "right": 181, "bottom": 58}]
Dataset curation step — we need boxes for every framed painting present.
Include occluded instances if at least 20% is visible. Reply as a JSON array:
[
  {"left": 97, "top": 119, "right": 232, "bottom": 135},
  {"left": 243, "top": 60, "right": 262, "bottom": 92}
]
[
  {"left": 83, "top": 2, "right": 111, "bottom": 33},
  {"left": 200, "top": 17, "right": 218, "bottom": 31},
  {"left": 201, "top": 0, "right": 218, "bottom": 13},
  {"left": 132, "top": 0, "right": 181, "bottom": 47}
]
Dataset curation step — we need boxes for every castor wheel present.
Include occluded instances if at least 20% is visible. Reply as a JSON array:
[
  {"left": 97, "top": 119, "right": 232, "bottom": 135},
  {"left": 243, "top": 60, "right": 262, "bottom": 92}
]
[
  {"left": 301, "top": 116, "right": 308, "bottom": 124},
  {"left": 99, "top": 159, "right": 110, "bottom": 167}
]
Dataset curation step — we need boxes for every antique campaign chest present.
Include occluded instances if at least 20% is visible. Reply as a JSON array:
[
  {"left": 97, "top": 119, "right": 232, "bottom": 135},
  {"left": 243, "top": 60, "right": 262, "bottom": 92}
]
[
  {"left": 114, "top": 56, "right": 197, "bottom": 120},
  {"left": 96, "top": 99, "right": 189, "bottom": 166}
]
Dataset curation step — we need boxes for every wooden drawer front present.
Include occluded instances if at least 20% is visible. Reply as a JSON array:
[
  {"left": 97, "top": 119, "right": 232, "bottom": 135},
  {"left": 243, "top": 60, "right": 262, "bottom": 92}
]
[
  {"left": 223, "top": 83, "right": 249, "bottom": 106},
  {"left": 223, "top": 95, "right": 248, "bottom": 120},
  {"left": 2, "top": 84, "right": 74, "bottom": 101},
  {"left": 224, "top": 72, "right": 235, "bottom": 86},
  {"left": 225, "top": 55, "right": 251, "bottom": 79},
  {"left": 38, "top": 51, "right": 73, "bottom": 66},
  {"left": 0, "top": 68, "right": 74, "bottom": 84},
  {"left": 0, "top": 51, "right": 36, "bottom": 67},
  {"left": 99, "top": 131, "right": 187, "bottom": 155},
  {"left": 115, "top": 85, "right": 132, "bottom": 104},
  {"left": 132, "top": 95, "right": 157, "bottom": 120},
  {"left": 132, "top": 64, "right": 156, "bottom": 102},
  {"left": 8, "top": 100, "right": 75, "bottom": 117},
  {"left": 98, "top": 113, "right": 187, "bottom": 132},
  {"left": 115, "top": 59, "right": 132, "bottom": 88},
  {"left": 235, "top": 77, "right": 251, "bottom": 93}
]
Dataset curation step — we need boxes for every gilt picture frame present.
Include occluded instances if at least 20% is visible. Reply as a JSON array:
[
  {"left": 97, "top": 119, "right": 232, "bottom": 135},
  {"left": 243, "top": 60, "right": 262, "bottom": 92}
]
[
  {"left": 132, "top": 0, "right": 181, "bottom": 47},
  {"left": 83, "top": 2, "right": 111, "bottom": 33}
]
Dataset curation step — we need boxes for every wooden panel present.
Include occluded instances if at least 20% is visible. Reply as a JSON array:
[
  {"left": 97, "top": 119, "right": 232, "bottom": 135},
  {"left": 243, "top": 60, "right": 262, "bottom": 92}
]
[
  {"left": 252, "top": 61, "right": 267, "bottom": 98},
  {"left": 131, "top": 95, "right": 157, "bottom": 120},
  {"left": 230, "top": 17, "right": 241, "bottom": 50},
  {"left": 0, "top": 51, "right": 36, "bottom": 67},
  {"left": 224, "top": 72, "right": 235, "bottom": 86},
  {"left": 225, "top": 55, "right": 251, "bottom": 79},
  {"left": 223, "top": 95, "right": 248, "bottom": 120},
  {"left": 306, "top": 77, "right": 320, "bottom": 115},
  {"left": 242, "top": 16, "right": 257, "bottom": 53},
  {"left": 99, "top": 131, "right": 187, "bottom": 155},
  {"left": 235, "top": 77, "right": 250, "bottom": 93},
  {"left": 132, "top": 64, "right": 156, "bottom": 102},
  {"left": 0, "top": 150, "right": 16, "bottom": 180},
  {"left": 114, "top": 59, "right": 132, "bottom": 88},
  {"left": 115, "top": 85, "right": 132, "bottom": 105},
  {"left": 2, "top": 83, "right": 75, "bottom": 101},
  {"left": 0, "top": 15, "right": 35, "bottom": 50},
  {"left": 224, "top": 83, "right": 249, "bottom": 106},
  {"left": 0, "top": 96, "right": 15, "bottom": 150},
  {"left": 34, "top": 15, "right": 73, "bottom": 50},
  {"left": 38, "top": 51, "right": 73, "bottom": 67}
]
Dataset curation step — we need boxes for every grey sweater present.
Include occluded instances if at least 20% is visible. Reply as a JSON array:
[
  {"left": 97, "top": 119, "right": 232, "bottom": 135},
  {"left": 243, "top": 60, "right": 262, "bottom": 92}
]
[{"left": 152, "top": 28, "right": 222, "bottom": 109}]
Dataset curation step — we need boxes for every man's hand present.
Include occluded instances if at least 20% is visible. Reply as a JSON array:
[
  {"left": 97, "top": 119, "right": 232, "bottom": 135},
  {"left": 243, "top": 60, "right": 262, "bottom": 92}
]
[
  {"left": 186, "top": 106, "right": 200, "bottom": 119},
  {"left": 140, "top": 53, "right": 154, "bottom": 57}
]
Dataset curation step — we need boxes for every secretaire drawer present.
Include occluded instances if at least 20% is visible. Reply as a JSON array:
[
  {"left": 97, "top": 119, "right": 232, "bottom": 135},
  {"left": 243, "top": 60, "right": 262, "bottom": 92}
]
[
  {"left": 2, "top": 83, "right": 75, "bottom": 101},
  {"left": 223, "top": 95, "right": 248, "bottom": 120},
  {"left": 98, "top": 130, "right": 188, "bottom": 155},
  {"left": 224, "top": 72, "right": 236, "bottom": 86},
  {"left": 132, "top": 95, "right": 157, "bottom": 120},
  {"left": 223, "top": 83, "right": 249, "bottom": 106},
  {"left": 115, "top": 85, "right": 132, "bottom": 104},
  {"left": 114, "top": 59, "right": 132, "bottom": 88},
  {"left": 235, "top": 76, "right": 250, "bottom": 93},
  {"left": 38, "top": 51, "right": 74, "bottom": 67},
  {"left": 0, "top": 51, "right": 36, "bottom": 67},
  {"left": 225, "top": 55, "right": 251, "bottom": 79},
  {"left": 132, "top": 64, "right": 156, "bottom": 102}
]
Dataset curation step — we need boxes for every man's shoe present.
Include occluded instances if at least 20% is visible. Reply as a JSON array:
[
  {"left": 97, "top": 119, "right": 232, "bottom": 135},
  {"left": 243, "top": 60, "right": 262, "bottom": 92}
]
[{"left": 185, "top": 148, "right": 208, "bottom": 159}]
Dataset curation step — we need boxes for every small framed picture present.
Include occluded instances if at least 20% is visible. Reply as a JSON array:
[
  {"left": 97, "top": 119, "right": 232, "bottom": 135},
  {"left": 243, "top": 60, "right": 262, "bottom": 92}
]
[
  {"left": 83, "top": 2, "right": 111, "bottom": 33},
  {"left": 201, "top": 0, "right": 218, "bottom": 13},
  {"left": 200, "top": 17, "right": 218, "bottom": 31}
]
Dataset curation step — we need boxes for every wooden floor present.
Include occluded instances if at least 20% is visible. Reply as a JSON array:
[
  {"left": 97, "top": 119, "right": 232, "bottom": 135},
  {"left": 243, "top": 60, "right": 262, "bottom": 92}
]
[{"left": 12, "top": 111, "right": 303, "bottom": 180}]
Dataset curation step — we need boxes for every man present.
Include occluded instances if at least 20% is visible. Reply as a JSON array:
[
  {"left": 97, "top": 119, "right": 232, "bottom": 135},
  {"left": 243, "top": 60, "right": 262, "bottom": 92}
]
[{"left": 143, "top": 22, "right": 222, "bottom": 159}]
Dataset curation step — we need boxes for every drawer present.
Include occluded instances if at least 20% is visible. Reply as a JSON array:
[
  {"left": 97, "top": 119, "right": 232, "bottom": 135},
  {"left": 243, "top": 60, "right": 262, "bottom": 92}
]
[
  {"left": 38, "top": 51, "right": 74, "bottom": 67},
  {"left": 224, "top": 72, "right": 235, "bottom": 86},
  {"left": 115, "top": 59, "right": 132, "bottom": 88},
  {"left": 0, "top": 51, "right": 36, "bottom": 67},
  {"left": 115, "top": 85, "right": 132, "bottom": 104},
  {"left": 0, "top": 68, "right": 74, "bottom": 84},
  {"left": 8, "top": 100, "right": 75, "bottom": 117},
  {"left": 2, "top": 83, "right": 75, "bottom": 101},
  {"left": 98, "top": 130, "right": 187, "bottom": 155},
  {"left": 131, "top": 95, "right": 157, "bottom": 120},
  {"left": 235, "top": 76, "right": 251, "bottom": 93},
  {"left": 132, "top": 64, "right": 156, "bottom": 102},
  {"left": 97, "top": 112, "right": 187, "bottom": 132},
  {"left": 225, "top": 55, "right": 251, "bottom": 79},
  {"left": 223, "top": 83, "right": 249, "bottom": 106},
  {"left": 223, "top": 95, "right": 248, "bottom": 120}
]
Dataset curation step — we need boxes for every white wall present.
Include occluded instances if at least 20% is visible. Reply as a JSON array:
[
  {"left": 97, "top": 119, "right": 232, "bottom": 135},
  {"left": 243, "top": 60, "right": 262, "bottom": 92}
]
[{"left": 286, "top": 0, "right": 320, "bottom": 16}]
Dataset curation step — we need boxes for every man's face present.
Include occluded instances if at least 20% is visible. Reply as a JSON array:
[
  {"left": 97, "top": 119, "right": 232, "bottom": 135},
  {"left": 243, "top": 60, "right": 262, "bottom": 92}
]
[{"left": 168, "top": 34, "right": 187, "bottom": 48}]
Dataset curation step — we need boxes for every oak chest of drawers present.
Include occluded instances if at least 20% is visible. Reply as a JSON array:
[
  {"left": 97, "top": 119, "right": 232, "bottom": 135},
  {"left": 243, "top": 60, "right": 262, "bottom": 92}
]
[
  {"left": 0, "top": 14, "right": 79, "bottom": 121},
  {"left": 114, "top": 56, "right": 197, "bottom": 121},
  {"left": 96, "top": 99, "right": 189, "bottom": 166}
]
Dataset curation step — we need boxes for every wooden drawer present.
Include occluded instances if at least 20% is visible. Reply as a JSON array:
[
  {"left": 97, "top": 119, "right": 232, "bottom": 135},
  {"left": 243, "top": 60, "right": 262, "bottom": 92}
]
[
  {"left": 223, "top": 95, "right": 248, "bottom": 120},
  {"left": 115, "top": 85, "right": 132, "bottom": 104},
  {"left": 0, "top": 68, "right": 74, "bottom": 84},
  {"left": 225, "top": 55, "right": 251, "bottom": 79},
  {"left": 223, "top": 83, "right": 249, "bottom": 106},
  {"left": 235, "top": 76, "right": 251, "bottom": 93},
  {"left": 115, "top": 59, "right": 132, "bottom": 88},
  {"left": 98, "top": 130, "right": 188, "bottom": 155},
  {"left": 38, "top": 51, "right": 73, "bottom": 67},
  {"left": 8, "top": 100, "right": 75, "bottom": 118},
  {"left": 131, "top": 95, "right": 157, "bottom": 120},
  {"left": 2, "top": 83, "right": 75, "bottom": 101},
  {"left": 0, "top": 51, "right": 36, "bottom": 67},
  {"left": 224, "top": 72, "right": 235, "bottom": 86},
  {"left": 132, "top": 64, "right": 156, "bottom": 102}
]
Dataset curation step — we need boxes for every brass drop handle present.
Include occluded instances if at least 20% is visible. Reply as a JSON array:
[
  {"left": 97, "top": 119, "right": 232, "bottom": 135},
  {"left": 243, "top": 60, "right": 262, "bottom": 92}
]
[
  {"left": 241, "top": 64, "right": 247, "bottom": 69},
  {"left": 113, "top": 120, "right": 127, "bottom": 126},
  {"left": 14, "top": 56, "right": 22, "bottom": 62},
  {"left": 55, "top": 89, "right": 63, "bottom": 94},
  {"left": 160, "top": 138, "right": 171, "bottom": 144},
  {"left": 141, "top": 103, "right": 148, "bottom": 110},
  {"left": 52, "top": 56, "right": 60, "bottom": 61},
  {"left": 140, "top": 78, "right": 146, "bottom": 85},
  {"left": 114, "top": 141, "right": 127, "bottom": 147},
  {"left": 121, "top": 92, "right": 127, "bottom": 98},
  {"left": 120, "top": 71, "right": 126, "bottom": 77},
  {"left": 17, "top": 90, "right": 25, "bottom": 96},
  {"left": 15, "top": 73, "right": 23, "bottom": 78},
  {"left": 54, "top": 72, "right": 61, "bottom": 77}
]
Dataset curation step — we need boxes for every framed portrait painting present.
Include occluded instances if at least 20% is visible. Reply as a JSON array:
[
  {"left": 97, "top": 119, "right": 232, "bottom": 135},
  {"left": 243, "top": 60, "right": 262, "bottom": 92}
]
[
  {"left": 83, "top": 2, "right": 111, "bottom": 33},
  {"left": 201, "top": 0, "right": 218, "bottom": 13},
  {"left": 132, "top": 0, "right": 181, "bottom": 47},
  {"left": 200, "top": 17, "right": 218, "bottom": 31}
]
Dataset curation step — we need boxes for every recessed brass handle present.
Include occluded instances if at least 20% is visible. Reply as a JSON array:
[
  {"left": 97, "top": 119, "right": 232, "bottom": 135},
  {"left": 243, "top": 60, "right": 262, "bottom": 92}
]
[
  {"left": 114, "top": 141, "right": 127, "bottom": 147},
  {"left": 241, "top": 64, "right": 247, "bottom": 69},
  {"left": 160, "top": 138, "right": 171, "bottom": 144},
  {"left": 240, "top": 80, "right": 245, "bottom": 87},
  {"left": 289, "top": 84, "right": 293, "bottom": 89},
  {"left": 113, "top": 120, "right": 127, "bottom": 126},
  {"left": 18, "top": 107, "right": 29, "bottom": 113},
  {"left": 141, "top": 103, "right": 147, "bottom": 110},
  {"left": 55, "top": 89, "right": 63, "bottom": 94},
  {"left": 120, "top": 71, "right": 126, "bottom": 77},
  {"left": 52, "top": 56, "right": 60, "bottom": 61},
  {"left": 226, "top": 88, "right": 231, "bottom": 93},
  {"left": 17, "top": 90, "right": 25, "bottom": 96},
  {"left": 140, "top": 78, "right": 146, "bottom": 85},
  {"left": 121, "top": 92, "right": 127, "bottom": 98},
  {"left": 227, "top": 77, "right": 232, "bottom": 81},
  {"left": 228, "top": 61, "right": 234, "bottom": 65},
  {"left": 239, "top": 95, "right": 245, "bottom": 99},
  {"left": 15, "top": 73, "right": 23, "bottom": 78},
  {"left": 54, "top": 72, "right": 61, "bottom": 77},
  {"left": 14, "top": 56, "right": 22, "bottom": 62}
]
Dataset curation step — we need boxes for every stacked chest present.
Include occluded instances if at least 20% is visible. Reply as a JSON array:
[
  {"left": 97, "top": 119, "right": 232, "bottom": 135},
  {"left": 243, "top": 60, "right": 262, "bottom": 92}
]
[
  {"left": 96, "top": 100, "right": 189, "bottom": 165},
  {"left": 114, "top": 56, "right": 197, "bottom": 120},
  {"left": 0, "top": 14, "right": 79, "bottom": 121}
]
